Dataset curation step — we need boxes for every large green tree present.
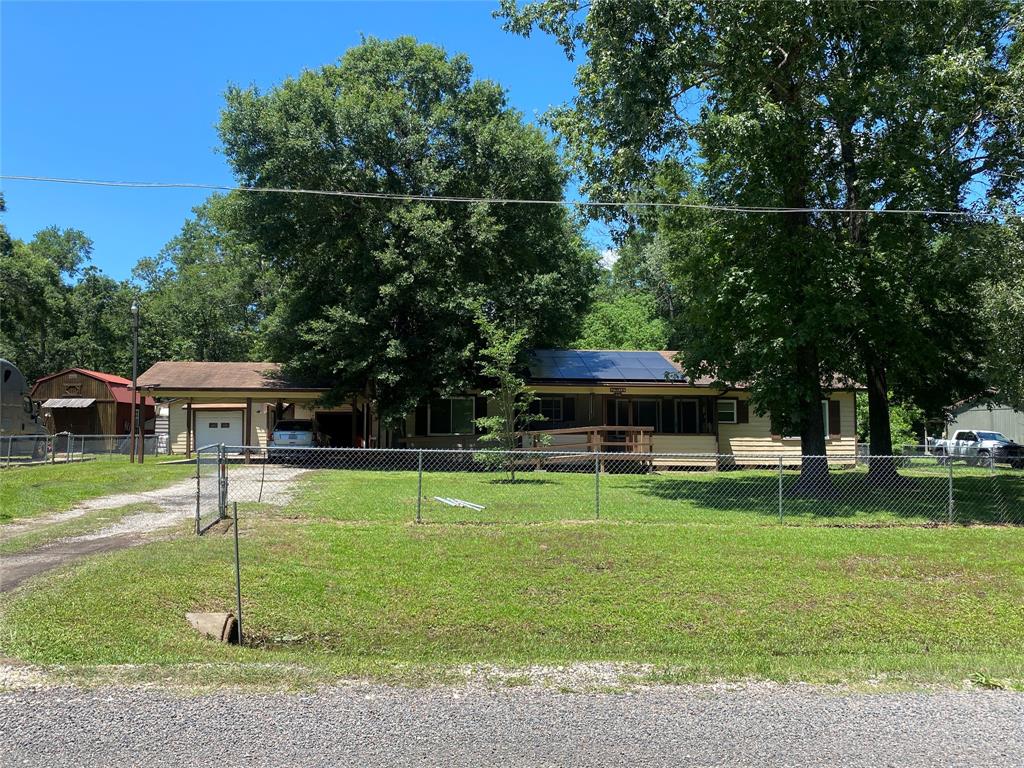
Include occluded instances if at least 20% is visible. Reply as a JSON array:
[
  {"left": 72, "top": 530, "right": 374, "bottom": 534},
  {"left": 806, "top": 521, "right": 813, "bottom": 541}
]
[
  {"left": 0, "top": 225, "right": 93, "bottom": 381},
  {"left": 502, "top": 0, "right": 1023, "bottom": 486},
  {"left": 133, "top": 197, "right": 272, "bottom": 369},
  {"left": 982, "top": 217, "right": 1024, "bottom": 410},
  {"left": 217, "top": 37, "right": 597, "bottom": 423}
]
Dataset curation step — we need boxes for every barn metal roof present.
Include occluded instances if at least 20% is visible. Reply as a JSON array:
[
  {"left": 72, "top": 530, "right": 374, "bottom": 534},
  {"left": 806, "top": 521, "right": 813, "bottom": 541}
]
[{"left": 41, "top": 398, "right": 96, "bottom": 408}]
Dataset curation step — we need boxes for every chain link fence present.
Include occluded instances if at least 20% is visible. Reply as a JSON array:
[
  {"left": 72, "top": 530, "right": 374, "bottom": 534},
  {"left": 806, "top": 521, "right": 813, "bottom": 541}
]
[
  {"left": 193, "top": 446, "right": 1022, "bottom": 532},
  {"left": 0, "top": 434, "right": 51, "bottom": 465},
  {"left": 0, "top": 433, "right": 165, "bottom": 466}
]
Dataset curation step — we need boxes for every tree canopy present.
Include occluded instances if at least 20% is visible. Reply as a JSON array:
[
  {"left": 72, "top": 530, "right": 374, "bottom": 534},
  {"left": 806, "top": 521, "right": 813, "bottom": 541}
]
[
  {"left": 132, "top": 197, "right": 273, "bottom": 368},
  {"left": 217, "top": 36, "right": 597, "bottom": 422},
  {"left": 502, "top": 0, "right": 1024, "bottom": 482}
]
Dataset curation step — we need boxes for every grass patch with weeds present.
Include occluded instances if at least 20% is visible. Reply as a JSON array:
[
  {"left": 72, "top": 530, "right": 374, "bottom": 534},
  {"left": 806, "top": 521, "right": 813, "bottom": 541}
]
[
  {"left": 0, "top": 458, "right": 194, "bottom": 524},
  {"left": 2, "top": 461, "right": 1023, "bottom": 688}
]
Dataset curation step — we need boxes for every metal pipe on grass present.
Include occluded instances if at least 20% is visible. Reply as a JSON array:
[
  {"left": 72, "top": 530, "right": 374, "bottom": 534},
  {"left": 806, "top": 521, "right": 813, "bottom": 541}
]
[{"left": 233, "top": 502, "right": 243, "bottom": 646}]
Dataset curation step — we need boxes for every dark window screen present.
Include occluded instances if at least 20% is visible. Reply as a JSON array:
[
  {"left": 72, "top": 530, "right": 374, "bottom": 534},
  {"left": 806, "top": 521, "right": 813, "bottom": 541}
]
[
  {"left": 634, "top": 400, "right": 658, "bottom": 429},
  {"left": 679, "top": 401, "right": 699, "bottom": 433}
]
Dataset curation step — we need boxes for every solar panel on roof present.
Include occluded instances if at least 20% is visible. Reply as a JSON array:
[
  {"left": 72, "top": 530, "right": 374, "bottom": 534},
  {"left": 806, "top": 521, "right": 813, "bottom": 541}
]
[{"left": 528, "top": 349, "right": 684, "bottom": 382}]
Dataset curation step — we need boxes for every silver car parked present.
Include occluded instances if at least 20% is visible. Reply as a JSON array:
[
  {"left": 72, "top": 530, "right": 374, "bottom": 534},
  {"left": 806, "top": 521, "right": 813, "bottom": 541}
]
[{"left": 268, "top": 419, "right": 322, "bottom": 462}]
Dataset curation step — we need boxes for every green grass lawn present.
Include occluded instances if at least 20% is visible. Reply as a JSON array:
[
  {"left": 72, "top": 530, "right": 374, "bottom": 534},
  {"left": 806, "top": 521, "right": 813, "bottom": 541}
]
[
  {"left": 282, "top": 463, "right": 1023, "bottom": 526},
  {"left": 2, "top": 463, "right": 1022, "bottom": 689},
  {"left": 0, "top": 458, "right": 195, "bottom": 524}
]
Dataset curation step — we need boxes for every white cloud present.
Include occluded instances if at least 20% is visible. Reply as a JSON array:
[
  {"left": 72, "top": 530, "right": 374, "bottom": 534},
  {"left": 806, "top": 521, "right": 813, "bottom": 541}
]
[{"left": 599, "top": 248, "right": 619, "bottom": 270}]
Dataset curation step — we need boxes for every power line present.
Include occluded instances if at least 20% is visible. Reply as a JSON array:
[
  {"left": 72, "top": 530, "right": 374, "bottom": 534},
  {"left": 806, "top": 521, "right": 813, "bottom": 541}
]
[{"left": 1, "top": 174, "right": 1018, "bottom": 219}]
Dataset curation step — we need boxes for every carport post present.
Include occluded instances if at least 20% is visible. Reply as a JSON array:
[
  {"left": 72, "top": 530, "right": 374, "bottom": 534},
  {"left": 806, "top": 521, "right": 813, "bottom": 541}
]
[
  {"left": 185, "top": 400, "right": 193, "bottom": 459},
  {"left": 244, "top": 398, "right": 253, "bottom": 464},
  {"left": 416, "top": 450, "right": 423, "bottom": 524}
]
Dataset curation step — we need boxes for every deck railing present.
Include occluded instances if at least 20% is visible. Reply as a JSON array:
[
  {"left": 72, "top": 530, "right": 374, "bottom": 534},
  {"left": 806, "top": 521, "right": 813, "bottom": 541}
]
[{"left": 521, "top": 425, "right": 654, "bottom": 454}]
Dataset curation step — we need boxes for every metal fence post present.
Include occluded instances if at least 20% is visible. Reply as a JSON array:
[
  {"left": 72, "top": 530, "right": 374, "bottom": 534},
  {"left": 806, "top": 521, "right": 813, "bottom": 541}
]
[
  {"left": 778, "top": 456, "right": 784, "bottom": 522},
  {"left": 219, "top": 444, "right": 228, "bottom": 519},
  {"left": 947, "top": 460, "right": 955, "bottom": 524},
  {"left": 232, "top": 502, "right": 243, "bottom": 646},
  {"left": 416, "top": 449, "right": 423, "bottom": 524},
  {"left": 4, "top": 437, "right": 11, "bottom": 468},
  {"left": 595, "top": 452, "right": 601, "bottom": 519},
  {"left": 195, "top": 448, "right": 202, "bottom": 535}
]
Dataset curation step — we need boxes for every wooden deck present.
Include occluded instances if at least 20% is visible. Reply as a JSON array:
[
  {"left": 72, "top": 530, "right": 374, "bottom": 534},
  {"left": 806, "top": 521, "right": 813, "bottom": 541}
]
[{"left": 522, "top": 426, "right": 653, "bottom": 453}]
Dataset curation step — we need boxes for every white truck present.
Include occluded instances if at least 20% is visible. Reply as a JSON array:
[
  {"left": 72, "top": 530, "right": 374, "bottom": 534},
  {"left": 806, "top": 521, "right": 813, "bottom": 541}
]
[{"left": 930, "top": 429, "right": 1024, "bottom": 469}]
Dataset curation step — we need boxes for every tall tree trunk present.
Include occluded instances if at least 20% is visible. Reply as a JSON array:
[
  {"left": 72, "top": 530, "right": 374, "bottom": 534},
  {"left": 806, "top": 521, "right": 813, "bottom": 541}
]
[
  {"left": 794, "top": 343, "right": 830, "bottom": 493},
  {"left": 865, "top": 349, "right": 899, "bottom": 483}
]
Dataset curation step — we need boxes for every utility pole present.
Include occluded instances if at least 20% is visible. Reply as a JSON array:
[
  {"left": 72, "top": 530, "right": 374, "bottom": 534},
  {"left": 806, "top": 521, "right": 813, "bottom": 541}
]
[{"left": 129, "top": 299, "right": 139, "bottom": 463}]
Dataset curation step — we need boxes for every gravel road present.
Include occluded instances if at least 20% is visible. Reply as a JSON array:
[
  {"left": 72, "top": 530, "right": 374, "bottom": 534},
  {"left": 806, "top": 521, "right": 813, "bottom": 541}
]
[{"left": 2, "top": 684, "right": 1021, "bottom": 767}]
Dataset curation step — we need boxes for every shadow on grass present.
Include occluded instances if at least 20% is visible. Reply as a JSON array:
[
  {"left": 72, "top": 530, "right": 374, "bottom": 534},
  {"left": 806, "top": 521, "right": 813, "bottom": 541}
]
[
  {"left": 630, "top": 471, "right": 1018, "bottom": 525},
  {"left": 485, "top": 478, "right": 557, "bottom": 486}
]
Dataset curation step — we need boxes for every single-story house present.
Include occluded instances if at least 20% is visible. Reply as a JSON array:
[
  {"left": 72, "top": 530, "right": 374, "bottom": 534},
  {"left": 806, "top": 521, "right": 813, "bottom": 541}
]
[
  {"left": 399, "top": 350, "right": 858, "bottom": 464},
  {"left": 944, "top": 393, "right": 1024, "bottom": 443},
  {"left": 137, "top": 361, "right": 366, "bottom": 455},
  {"left": 30, "top": 367, "right": 155, "bottom": 435},
  {"left": 138, "top": 351, "right": 859, "bottom": 464}
]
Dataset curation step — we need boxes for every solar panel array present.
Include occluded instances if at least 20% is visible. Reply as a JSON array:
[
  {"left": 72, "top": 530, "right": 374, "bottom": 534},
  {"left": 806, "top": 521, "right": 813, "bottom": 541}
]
[{"left": 527, "top": 350, "right": 684, "bottom": 382}]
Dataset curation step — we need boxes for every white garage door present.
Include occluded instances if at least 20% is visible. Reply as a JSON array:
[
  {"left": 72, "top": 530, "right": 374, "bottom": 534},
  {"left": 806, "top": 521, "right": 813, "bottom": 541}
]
[{"left": 195, "top": 411, "right": 244, "bottom": 452}]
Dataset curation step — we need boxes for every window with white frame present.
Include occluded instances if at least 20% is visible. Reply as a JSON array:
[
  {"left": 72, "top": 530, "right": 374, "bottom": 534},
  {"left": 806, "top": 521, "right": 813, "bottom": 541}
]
[
  {"left": 428, "top": 397, "right": 475, "bottom": 435},
  {"left": 717, "top": 399, "right": 737, "bottom": 424},
  {"left": 538, "top": 396, "right": 562, "bottom": 422}
]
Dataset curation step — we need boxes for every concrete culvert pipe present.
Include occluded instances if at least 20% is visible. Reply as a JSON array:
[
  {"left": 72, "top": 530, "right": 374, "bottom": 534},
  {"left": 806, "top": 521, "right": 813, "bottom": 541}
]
[{"left": 185, "top": 612, "right": 239, "bottom": 644}]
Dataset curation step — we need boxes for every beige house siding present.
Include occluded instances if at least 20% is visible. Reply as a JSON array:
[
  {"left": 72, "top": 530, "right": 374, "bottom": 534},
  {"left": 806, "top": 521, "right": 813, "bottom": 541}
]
[
  {"left": 164, "top": 400, "right": 275, "bottom": 453},
  {"left": 720, "top": 392, "right": 858, "bottom": 461},
  {"left": 650, "top": 434, "right": 718, "bottom": 454}
]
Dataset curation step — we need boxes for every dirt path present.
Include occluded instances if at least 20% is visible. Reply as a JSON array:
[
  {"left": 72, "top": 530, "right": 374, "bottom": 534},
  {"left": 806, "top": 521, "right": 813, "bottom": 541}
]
[{"left": 0, "top": 466, "right": 306, "bottom": 592}]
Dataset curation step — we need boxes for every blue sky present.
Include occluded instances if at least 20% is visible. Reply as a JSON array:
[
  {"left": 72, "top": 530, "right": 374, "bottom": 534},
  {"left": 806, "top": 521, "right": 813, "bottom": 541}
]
[{"left": 1, "top": 1, "right": 590, "bottom": 280}]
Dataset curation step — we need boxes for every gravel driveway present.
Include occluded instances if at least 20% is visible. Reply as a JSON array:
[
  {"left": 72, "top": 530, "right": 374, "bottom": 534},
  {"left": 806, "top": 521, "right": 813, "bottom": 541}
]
[
  {"left": 0, "top": 465, "right": 306, "bottom": 591},
  {"left": 1, "top": 684, "right": 1021, "bottom": 767}
]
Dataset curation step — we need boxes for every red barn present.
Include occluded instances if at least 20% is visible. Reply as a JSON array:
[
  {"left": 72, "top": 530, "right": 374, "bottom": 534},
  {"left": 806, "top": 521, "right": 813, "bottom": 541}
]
[{"left": 31, "top": 367, "right": 155, "bottom": 435}]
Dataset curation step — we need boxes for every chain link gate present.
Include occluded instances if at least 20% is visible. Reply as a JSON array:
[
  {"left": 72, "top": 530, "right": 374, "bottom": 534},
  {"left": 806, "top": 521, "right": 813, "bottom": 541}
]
[{"left": 195, "top": 443, "right": 227, "bottom": 534}]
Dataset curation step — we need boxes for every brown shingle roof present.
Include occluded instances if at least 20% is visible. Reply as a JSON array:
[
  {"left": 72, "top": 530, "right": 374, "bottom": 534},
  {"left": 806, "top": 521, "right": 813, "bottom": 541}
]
[{"left": 137, "top": 361, "right": 322, "bottom": 392}]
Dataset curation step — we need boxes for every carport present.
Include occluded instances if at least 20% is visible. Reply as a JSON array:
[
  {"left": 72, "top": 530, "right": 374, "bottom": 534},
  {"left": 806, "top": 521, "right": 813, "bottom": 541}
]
[{"left": 137, "top": 361, "right": 369, "bottom": 460}]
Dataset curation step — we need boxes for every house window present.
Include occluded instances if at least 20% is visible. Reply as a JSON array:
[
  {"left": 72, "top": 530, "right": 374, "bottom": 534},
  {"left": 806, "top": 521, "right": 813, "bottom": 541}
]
[
  {"left": 633, "top": 400, "right": 659, "bottom": 429},
  {"left": 678, "top": 400, "right": 699, "bottom": 434},
  {"left": 607, "top": 399, "right": 631, "bottom": 427},
  {"left": 428, "top": 397, "right": 475, "bottom": 435},
  {"left": 539, "top": 397, "right": 562, "bottom": 422},
  {"left": 717, "top": 399, "right": 737, "bottom": 424}
]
